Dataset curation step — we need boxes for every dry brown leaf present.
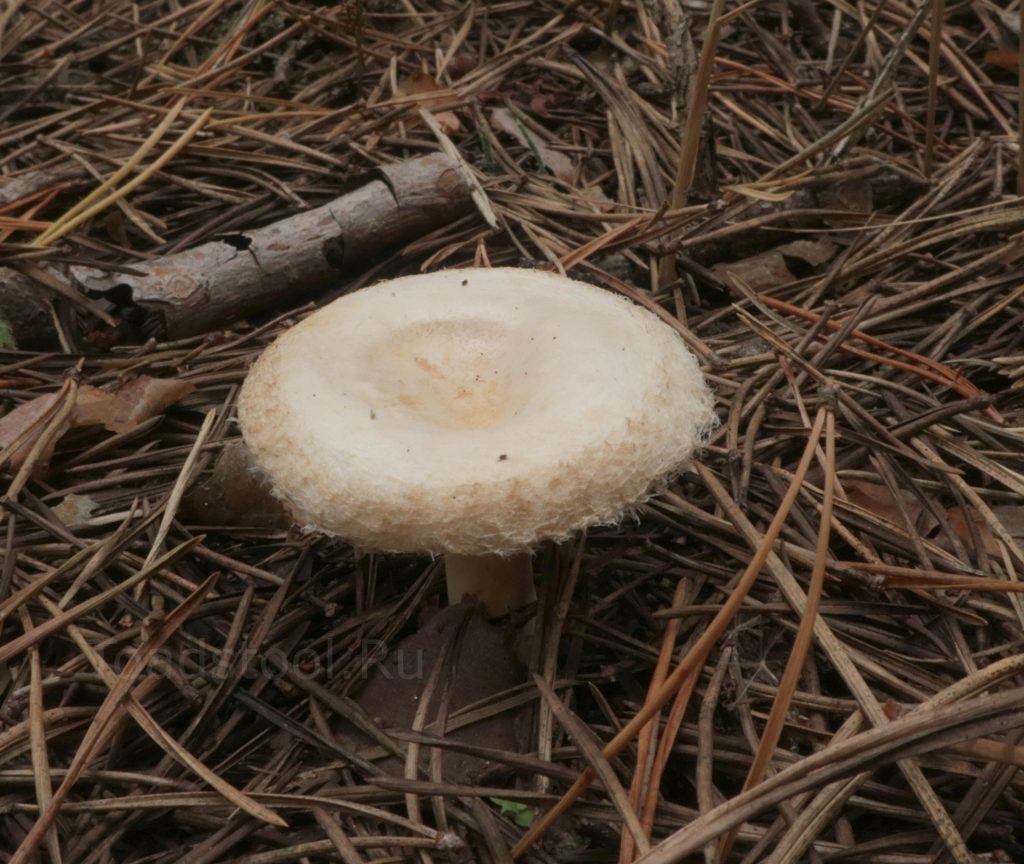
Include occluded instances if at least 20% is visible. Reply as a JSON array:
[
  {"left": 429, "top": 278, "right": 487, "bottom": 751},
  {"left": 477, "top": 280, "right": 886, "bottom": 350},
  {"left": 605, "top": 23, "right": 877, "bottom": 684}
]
[
  {"left": 585, "top": 44, "right": 616, "bottom": 76},
  {"left": 948, "top": 505, "right": 1024, "bottom": 558},
  {"left": 882, "top": 700, "right": 903, "bottom": 721},
  {"left": 845, "top": 479, "right": 937, "bottom": 536},
  {"left": 0, "top": 392, "right": 65, "bottom": 470},
  {"left": 778, "top": 238, "right": 836, "bottom": 267},
  {"left": 947, "top": 506, "right": 1001, "bottom": 557},
  {"left": 1, "top": 376, "right": 192, "bottom": 473},
  {"left": 74, "top": 376, "right": 193, "bottom": 433},
  {"left": 712, "top": 240, "right": 835, "bottom": 294},
  {"left": 489, "top": 107, "right": 574, "bottom": 183},
  {"left": 396, "top": 73, "right": 462, "bottom": 134},
  {"left": 712, "top": 251, "right": 794, "bottom": 294},
  {"left": 529, "top": 92, "right": 559, "bottom": 116},
  {"left": 52, "top": 493, "right": 99, "bottom": 527},
  {"left": 578, "top": 184, "right": 615, "bottom": 213},
  {"left": 991, "top": 506, "right": 1024, "bottom": 540},
  {"left": 984, "top": 50, "right": 1020, "bottom": 73}
]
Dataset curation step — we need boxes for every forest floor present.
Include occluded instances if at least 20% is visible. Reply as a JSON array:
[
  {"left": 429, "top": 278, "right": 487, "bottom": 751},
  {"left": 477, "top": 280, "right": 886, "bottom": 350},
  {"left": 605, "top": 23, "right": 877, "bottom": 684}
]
[{"left": 2, "top": 2, "right": 1024, "bottom": 863}]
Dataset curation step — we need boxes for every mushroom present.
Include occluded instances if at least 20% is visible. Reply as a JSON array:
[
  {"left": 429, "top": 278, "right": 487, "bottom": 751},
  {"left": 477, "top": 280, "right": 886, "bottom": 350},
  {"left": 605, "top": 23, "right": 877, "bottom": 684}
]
[{"left": 237, "top": 267, "right": 714, "bottom": 619}]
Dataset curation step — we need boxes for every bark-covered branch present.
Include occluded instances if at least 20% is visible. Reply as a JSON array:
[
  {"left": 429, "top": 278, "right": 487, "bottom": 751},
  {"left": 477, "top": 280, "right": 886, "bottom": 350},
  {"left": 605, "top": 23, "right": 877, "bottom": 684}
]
[{"left": 69, "top": 153, "right": 474, "bottom": 339}]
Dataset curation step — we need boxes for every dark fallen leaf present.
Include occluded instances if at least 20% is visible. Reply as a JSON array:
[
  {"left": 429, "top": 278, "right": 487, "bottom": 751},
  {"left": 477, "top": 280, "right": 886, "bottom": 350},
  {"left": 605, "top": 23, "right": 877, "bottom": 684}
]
[
  {"left": 815, "top": 178, "right": 873, "bottom": 220},
  {"left": 180, "top": 440, "right": 291, "bottom": 529},
  {"left": 578, "top": 184, "right": 616, "bottom": 213},
  {"left": 712, "top": 250, "right": 794, "bottom": 294},
  {"left": 446, "top": 52, "right": 477, "bottom": 80},
  {"left": 344, "top": 600, "right": 525, "bottom": 784}
]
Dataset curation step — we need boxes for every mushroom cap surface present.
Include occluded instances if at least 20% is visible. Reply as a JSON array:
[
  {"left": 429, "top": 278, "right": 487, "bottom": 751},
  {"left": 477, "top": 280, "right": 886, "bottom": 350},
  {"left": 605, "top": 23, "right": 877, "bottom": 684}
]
[{"left": 238, "top": 267, "right": 714, "bottom": 555}]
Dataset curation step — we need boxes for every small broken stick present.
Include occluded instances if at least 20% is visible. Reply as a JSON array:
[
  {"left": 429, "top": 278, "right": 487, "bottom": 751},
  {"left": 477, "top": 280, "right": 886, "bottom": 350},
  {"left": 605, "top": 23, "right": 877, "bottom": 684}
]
[{"left": 71, "top": 153, "right": 474, "bottom": 339}]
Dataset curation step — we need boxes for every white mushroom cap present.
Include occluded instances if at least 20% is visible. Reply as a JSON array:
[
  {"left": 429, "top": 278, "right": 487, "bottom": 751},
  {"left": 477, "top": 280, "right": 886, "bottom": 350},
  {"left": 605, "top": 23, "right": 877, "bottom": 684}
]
[{"left": 238, "top": 267, "right": 714, "bottom": 555}]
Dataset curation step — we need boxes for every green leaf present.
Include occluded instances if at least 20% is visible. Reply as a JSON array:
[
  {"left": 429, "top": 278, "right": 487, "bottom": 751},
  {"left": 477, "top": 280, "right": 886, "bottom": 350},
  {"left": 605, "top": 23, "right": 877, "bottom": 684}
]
[
  {"left": 488, "top": 797, "right": 536, "bottom": 828},
  {"left": 0, "top": 319, "right": 15, "bottom": 349}
]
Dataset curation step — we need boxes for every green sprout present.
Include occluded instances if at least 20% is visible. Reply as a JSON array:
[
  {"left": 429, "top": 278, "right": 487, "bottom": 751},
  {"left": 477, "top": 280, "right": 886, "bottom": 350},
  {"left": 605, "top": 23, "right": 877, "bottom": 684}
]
[{"left": 489, "top": 797, "right": 535, "bottom": 828}]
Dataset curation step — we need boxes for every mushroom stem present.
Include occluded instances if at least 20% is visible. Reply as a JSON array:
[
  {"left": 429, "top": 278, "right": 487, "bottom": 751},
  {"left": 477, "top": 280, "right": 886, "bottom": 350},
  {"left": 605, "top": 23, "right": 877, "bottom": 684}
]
[{"left": 444, "top": 552, "right": 535, "bottom": 618}]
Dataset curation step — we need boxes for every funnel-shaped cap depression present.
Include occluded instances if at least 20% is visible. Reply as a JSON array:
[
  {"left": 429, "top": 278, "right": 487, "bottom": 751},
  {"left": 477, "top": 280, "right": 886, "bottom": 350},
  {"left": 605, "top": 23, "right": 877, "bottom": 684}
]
[{"left": 238, "top": 268, "right": 715, "bottom": 555}]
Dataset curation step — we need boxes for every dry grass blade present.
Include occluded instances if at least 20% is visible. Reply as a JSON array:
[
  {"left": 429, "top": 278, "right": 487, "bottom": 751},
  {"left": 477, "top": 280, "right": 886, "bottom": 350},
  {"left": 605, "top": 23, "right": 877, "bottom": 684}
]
[
  {"left": 637, "top": 687, "right": 1024, "bottom": 863},
  {"left": 32, "top": 107, "right": 213, "bottom": 248},
  {"left": 533, "top": 673, "right": 651, "bottom": 857},
  {"left": 18, "top": 606, "right": 61, "bottom": 864},
  {"left": 699, "top": 465, "right": 977, "bottom": 863},
  {"left": 718, "top": 407, "right": 837, "bottom": 861},
  {"left": 32, "top": 591, "right": 287, "bottom": 828},
  {"left": 841, "top": 562, "right": 1024, "bottom": 592},
  {"left": 2, "top": 2, "right": 1024, "bottom": 860},
  {"left": 741, "top": 653, "right": 1024, "bottom": 864},
  {"left": 0, "top": 516, "right": 141, "bottom": 625},
  {"left": 312, "top": 807, "right": 366, "bottom": 864},
  {"left": 1020, "top": 1, "right": 1024, "bottom": 196},
  {"left": 925, "top": 0, "right": 945, "bottom": 175},
  {"left": 696, "top": 647, "right": 732, "bottom": 864},
  {"left": 141, "top": 408, "right": 217, "bottom": 569},
  {"left": 10, "top": 570, "right": 219, "bottom": 864},
  {"left": 2, "top": 375, "right": 78, "bottom": 504},
  {"left": 0, "top": 536, "right": 201, "bottom": 666},
  {"left": 670, "top": 0, "right": 726, "bottom": 210},
  {"left": 32, "top": 99, "right": 187, "bottom": 246},
  {"left": 619, "top": 578, "right": 688, "bottom": 864},
  {"left": 512, "top": 408, "right": 828, "bottom": 858},
  {"left": 640, "top": 649, "right": 702, "bottom": 844}
]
